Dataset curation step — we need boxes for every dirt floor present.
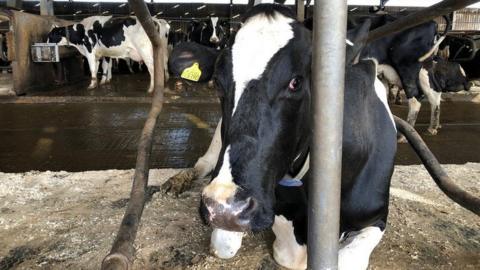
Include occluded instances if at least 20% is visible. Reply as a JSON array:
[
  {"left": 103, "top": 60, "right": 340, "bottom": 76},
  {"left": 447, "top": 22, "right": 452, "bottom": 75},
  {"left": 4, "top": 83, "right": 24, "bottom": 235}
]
[{"left": 0, "top": 164, "right": 478, "bottom": 270}]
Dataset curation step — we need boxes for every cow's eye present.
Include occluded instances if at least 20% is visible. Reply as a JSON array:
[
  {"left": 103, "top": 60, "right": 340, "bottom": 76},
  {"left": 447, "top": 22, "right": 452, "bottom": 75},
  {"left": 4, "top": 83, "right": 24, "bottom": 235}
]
[{"left": 288, "top": 76, "right": 302, "bottom": 92}]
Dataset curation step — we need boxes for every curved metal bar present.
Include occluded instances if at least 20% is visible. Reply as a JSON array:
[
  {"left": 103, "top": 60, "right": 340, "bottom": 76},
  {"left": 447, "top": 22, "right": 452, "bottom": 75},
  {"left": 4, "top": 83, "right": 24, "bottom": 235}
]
[
  {"left": 395, "top": 115, "right": 480, "bottom": 216},
  {"left": 367, "top": 0, "right": 480, "bottom": 43},
  {"left": 101, "top": 0, "right": 166, "bottom": 269}
]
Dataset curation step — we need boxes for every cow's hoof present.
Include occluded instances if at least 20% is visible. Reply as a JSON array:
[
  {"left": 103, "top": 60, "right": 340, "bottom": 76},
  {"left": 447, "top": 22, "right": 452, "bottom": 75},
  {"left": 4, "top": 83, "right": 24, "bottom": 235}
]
[
  {"left": 395, "top": 97, "right": 403, "bottom": 105},
  {"left": 427, "top": 128, "right": 438, "bottom": 136},
  {"left": 397, "top": 136, "right": 408, "bottom": 144},
  {"left": 100, "top": 80, "right": 107, "bottom": 86},
  {"left": 175, "top": 81, "right": 183, "bottom": 92},
  {"left": 87, "top": 84, "right": 97, "bottom": 90},
  {"left": 147, "top": 87, "right": 154, "bottom": 94},
  {"left": 161, "top": 168, "right": 197, "bottom": 196},
  {"left": 207, "top": 80, "right": 215, "bottom": 89},
  {"left": 210, "top": 229, "right": 243, "bottom": 259}
]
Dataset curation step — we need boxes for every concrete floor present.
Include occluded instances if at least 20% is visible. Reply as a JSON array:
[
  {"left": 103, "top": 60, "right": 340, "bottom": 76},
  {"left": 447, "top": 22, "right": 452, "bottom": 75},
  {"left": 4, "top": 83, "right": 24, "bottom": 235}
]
[
  {"left": 0, "top": 74, "right": 479, "bottom": 172},
  {"left": 0, "top": 72, "right": 14, "bottom": 96}
]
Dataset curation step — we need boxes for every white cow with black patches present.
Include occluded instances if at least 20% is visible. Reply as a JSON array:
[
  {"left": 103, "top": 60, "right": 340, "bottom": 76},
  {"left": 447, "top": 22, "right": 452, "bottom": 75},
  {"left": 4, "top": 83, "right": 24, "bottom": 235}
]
[{"left": 47, "top": 16, "right": 170, "bottom": 93}]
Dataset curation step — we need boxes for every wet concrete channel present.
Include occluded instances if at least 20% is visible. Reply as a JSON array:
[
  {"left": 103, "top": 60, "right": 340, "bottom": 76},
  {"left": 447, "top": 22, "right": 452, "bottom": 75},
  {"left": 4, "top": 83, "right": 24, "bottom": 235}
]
[{"left": 0, "top": 74, "right": 479, "bottom": 172}]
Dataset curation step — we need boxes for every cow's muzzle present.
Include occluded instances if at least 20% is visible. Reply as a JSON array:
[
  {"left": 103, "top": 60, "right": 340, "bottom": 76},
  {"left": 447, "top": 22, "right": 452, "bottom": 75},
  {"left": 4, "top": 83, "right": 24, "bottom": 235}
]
[
  {"left": 210, "top": 36, "right": 220, "bottom": 44},
  {"left": 201, "top": 196, "right": 257, "bottom": 232}
]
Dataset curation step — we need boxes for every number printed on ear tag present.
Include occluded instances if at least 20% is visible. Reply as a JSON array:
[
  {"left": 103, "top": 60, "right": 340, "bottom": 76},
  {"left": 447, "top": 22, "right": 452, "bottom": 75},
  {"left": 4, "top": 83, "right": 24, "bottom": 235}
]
[{"left": 181, "top": 62, "right": 202, "bottom": 82}]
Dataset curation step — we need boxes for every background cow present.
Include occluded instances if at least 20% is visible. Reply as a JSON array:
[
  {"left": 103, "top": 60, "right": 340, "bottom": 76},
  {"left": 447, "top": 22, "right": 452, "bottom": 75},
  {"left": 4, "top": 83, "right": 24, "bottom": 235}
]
[
  {"left": 381, "top": 57, "right": 471, "bottom": 136},
  {"left": 168, "top": 29, "right": 188, "bottom": 48},
  {"left": 351, "top": 14, "right": 450, "bottom": 137},
  {"left": 168, "top": 42, "right": 220, "bottom": 84},
  {"left": 188, "top": 17, "right": 229, "bottom": 49},
  {"left": 47, "top": 16, "right": 169, "bottom": 93},
  {"left": 0, "top": 33, "right": 10, "bottom": 72}
]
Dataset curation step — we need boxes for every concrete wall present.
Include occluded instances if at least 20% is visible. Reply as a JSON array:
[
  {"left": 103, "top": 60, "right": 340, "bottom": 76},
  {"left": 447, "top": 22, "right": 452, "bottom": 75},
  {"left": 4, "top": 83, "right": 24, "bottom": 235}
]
[{"left": 0, "top": 9, "right": 84, "bottom": 95}]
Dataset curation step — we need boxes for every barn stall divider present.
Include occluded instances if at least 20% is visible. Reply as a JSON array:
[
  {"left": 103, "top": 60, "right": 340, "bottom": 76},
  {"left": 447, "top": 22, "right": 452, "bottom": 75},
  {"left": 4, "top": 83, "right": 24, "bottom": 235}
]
[
  {"left": 0, "top": 9, "right": 83, "bottom": 95},
  {"left": 101, "top": 1, "right": 480, "bottom": 270},
  {"left": 101, "top": 0, "right": 166, "bottom": 269}
]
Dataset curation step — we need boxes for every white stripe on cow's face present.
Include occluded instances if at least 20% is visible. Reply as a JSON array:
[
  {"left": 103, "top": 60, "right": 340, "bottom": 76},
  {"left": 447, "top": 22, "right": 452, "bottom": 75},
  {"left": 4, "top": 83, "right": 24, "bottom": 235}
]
[
  {"left": 210, "top": 17, "right": 219, "bottom": 43},
  {"left": 202, "top": 146, "right": 238, "bottom": 204},
  {"left": 231, "top": 12, "right": 294, "bottom": 114}
]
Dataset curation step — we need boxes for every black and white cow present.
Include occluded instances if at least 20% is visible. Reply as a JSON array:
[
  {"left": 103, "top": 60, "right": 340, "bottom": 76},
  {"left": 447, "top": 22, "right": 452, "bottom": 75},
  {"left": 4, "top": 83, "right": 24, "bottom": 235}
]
[
  {"left": 380, "top": 57, "right": 470, "bottom": 135},
  {"left": 188, "top": 5, "right": 397, "bottom": 270},
  {"left": 0, "top": 33, "right": 10, "bottom": 73},
  {"left": 0, "top": 33, "right": 8, "bottom": 63},
  {"left": 47, "top": 16, "right": 169, "bottom": 93},
  {"left": 168, "top": 42, "right": 220, "bottom": 83},
  {"left": 353, "top": 14, "right": 450, "bottom": 136},
  {"left": 168, "top": 29, "right": 188, "bottom": 47},
  {"left": 188, "top": 17, "right": 228, "bottom": 49}
]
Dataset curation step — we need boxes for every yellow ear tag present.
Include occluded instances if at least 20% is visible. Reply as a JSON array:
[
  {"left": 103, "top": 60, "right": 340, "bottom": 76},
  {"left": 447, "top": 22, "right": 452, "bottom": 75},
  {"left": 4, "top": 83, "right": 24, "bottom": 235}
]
[{"left": 181, "top": 62, "right": 202, "bottom": 82}]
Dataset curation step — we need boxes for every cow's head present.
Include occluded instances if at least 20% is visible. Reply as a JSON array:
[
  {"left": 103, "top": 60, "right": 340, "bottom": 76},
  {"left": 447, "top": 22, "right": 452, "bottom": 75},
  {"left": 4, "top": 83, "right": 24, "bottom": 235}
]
[
  {"left": 200, "top": 4, "right": 371, "bottom": 236},
  {"left": 200, "top": 4, "right": 311, "bottom": 233},
  {"left": 46, "top": 24, "right": 87, "bottom": 46},
  {"left": 47, "top": 25, "right": 68, "bottom": 45},
  {"left": 209, "top": 17, "right": 226, "bottom": 45},
  {"left": 427, "top": 58, "right": 472, "bottom": 92}
]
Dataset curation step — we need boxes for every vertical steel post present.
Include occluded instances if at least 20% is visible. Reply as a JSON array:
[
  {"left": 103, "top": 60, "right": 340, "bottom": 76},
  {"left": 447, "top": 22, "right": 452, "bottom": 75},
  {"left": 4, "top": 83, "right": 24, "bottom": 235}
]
[
  {"left": 40, "top": 0, "right": 54, "bottom": 16},
  {"left": 6, "top": 0, "right": 22, "bottom": 9},
  {"left": 296, "top": 0, "right": 305, "bottom": 22},
  {"left": 308, "top": 0, "right": 347, "bottom": 269}
]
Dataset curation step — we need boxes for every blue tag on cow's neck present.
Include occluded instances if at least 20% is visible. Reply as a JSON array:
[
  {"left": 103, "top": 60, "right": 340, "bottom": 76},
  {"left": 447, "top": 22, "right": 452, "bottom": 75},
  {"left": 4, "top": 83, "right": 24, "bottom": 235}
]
[{"left": 278, "top": 178, "right": 303, "bottom": 187}]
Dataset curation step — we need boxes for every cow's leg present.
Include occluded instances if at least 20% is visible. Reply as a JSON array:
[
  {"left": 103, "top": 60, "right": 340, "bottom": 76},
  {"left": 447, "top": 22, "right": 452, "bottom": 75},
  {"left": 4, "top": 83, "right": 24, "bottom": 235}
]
[
  {"left": 145, "top": 60, "right": 155, "bottom": 93},
  {"left": 162, "top": 119, "right": 222, "bottom": 194},
  {"left": 272, "top": 215, "right": 307, "bottom": 270},
  {"left": 210, "top": 228, "right": 244, "bottom": 259},
  {"left": 419, "top": 68, "right": 442, "bottom": 135},
  {"left": 394, "top": 87, "right": 403, "bottom": 105},
  {"left": 107, "top": 58, "right": 113, "bottom": 83},
  {"left": 127, "top": 58, "right": 135, "bottom": 74},
  {"left": 100, "top": 58, "right": 109, "bottom": 85},
  {"left": 397, "top": 97, "right": 421, "bottom": 143},
  {"left": 425, "top": 92, "right": 442, "bottom": 135},
  {"left": 389, "top": 84, "right": 401, "bottom": 104},
  {"left": 338, "top": 226, "right": 385, "bottom": 270},
  {"left": 87, "top": 55, "right": 99, "bottom": 89}
]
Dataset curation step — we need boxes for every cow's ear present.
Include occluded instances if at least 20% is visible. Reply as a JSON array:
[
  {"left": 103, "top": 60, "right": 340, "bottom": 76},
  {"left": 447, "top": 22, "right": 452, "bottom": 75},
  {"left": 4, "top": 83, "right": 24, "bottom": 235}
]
[{"left": 345, "top": 19, "right": 371, "bottom": 65}]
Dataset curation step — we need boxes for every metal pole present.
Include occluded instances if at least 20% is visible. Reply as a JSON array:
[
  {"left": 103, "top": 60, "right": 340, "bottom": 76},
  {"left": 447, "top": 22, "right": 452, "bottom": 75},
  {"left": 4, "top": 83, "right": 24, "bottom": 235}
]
[
  {"left": 296, "top": 0, "right": 305, "bottom": 22},
  {"left": 40, "top": 0, "right": 54, "bottom": 16},
  {"left": 309, "top": 0, "right": 347, "bottom": 269},
  {"left": 6, "top": 0, "right": 22, "bottom": 9}
]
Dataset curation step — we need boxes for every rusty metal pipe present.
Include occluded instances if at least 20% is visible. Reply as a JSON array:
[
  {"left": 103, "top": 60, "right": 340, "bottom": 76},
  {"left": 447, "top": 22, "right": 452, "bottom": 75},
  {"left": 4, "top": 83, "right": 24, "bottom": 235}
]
[
  {"left": 367, "top": 0, "right": 480, "bottom": 43},
  {"left": 395, "top": 116, "right": 480, "bottom": 216},
  {"left": 101, "top": 1, "right": 165, "bottom": 269},
  {"left": 308, "top": 0, "right": 347, "bottom": 269}
]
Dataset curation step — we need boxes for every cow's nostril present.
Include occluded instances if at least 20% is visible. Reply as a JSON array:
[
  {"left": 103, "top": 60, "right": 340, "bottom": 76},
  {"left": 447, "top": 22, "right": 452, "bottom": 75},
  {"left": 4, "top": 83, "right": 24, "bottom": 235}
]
[
  {"left": 201, "top": 196, "right": 257, "bottom": 231},
  {"left": 239, "top": 197, "right": 257, "bottom": 217}
]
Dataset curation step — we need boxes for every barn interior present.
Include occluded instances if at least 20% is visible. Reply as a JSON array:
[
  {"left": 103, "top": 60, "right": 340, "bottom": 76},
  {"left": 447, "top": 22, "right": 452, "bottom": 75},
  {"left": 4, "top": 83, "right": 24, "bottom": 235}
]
[{"left": 0, "top": 1, "right": 479, "bottom": 269}]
